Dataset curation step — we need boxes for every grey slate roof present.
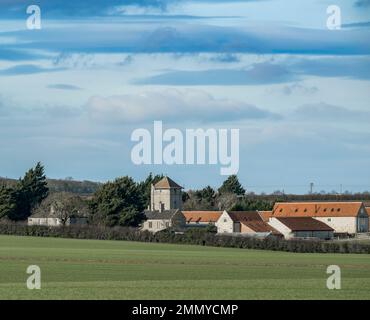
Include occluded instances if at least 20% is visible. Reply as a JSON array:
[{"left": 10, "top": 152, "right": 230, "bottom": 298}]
[{"left": 144, "top": 209, "right": 179, "bottom": 220}]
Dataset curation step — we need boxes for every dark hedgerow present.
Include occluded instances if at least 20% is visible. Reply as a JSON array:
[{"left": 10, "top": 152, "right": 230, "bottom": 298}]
[{"left": 0, "top": 222, "right": 369, "bottom": 254}]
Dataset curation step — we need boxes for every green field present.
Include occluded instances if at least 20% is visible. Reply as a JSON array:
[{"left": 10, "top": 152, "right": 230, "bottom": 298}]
[{"left": 0, "top": 235, "right": 369, "bottom": 300}]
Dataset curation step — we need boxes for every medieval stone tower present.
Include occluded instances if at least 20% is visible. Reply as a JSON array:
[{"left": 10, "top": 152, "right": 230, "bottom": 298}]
[{"left": 150, "top": 177, "right": 183, "bottom": 211}]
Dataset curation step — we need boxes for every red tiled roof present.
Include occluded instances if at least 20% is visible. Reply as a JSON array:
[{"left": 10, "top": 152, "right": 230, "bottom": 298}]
[
  {"left": 154, "top": 177, "right": 182, "bottom": 189},
  {"left": 182, "top": 211, "right": 222, "bottom": 223},
  {"left": 272, "top": 202, "right": 363, "bottom": 218},
  {"left": 276, "top": 217, "right": 334, "bottom": 231}
]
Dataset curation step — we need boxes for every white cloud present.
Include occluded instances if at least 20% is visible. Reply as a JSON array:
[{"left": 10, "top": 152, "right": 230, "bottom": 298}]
[
  {"left": 293, "top": 102, "right": 370, "bottom": 122},
  {"left": 85, "top": 88, "right": 280, "bottom": 124}
]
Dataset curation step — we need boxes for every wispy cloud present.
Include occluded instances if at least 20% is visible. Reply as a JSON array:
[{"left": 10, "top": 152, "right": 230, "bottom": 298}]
[
  {"left": 134, "top": 56, "right": 370, "bottom": 85},
  {"left": 0, "top": 0, "right": 171, "bottom": 18},
  {"left": 85, "top": 89, "right": 281, "bottom": 124},
  {"left": 290, "top": 56, "right": 370, "bottom": 80},
  {"left": 281, "top": 83, "right": 318, "bottom": 96},
  {"left": 0, "top": 0, "right": 264, "bottom": 18},
  {"left": 2, "top": 23, "right": 370, "bottom": 56},
  {"left": 47, "top": 84, "right": 83, "bottom": 90},
  {"left": 134, "top": 62, "right": 295, "bottom": 85},
  {"left": 0, "top": 64, "right": 64, "bottom": 76},
  {"left": 0, "top": 49, "right": 49, "bottom": 61},
  {"left": 293, "top": 103, "right": 370, "bottom": 122}
]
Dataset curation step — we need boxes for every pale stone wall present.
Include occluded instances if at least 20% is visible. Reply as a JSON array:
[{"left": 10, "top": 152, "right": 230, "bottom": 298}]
[
  {"left": 142, "top": 219, "right": 171, "bottom": 233},
  {"left": 150, "top": 186, "right": 182, "bottom": 211},
  {"left": 314, "top": 217, "right": 357, "bottom": 234},
  {"left": 142, "top": 211, "right": 186, "bottom": 233},
  {"left": 28, "top": 217, "right": 87, "bottom": 227},
  {"left": 28, "top": 217, "right": 61, "bottom": 226},
  {"left": 215, "top": 211, "right": 234, "bottom": 233},
  {"left": 186, "top": 221, "right": 216, "bottom": 227}
]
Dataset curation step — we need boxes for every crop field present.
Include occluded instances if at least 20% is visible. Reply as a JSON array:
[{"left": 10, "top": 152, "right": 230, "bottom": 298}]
[{"left": 0, "top": 235, "right": 369, "bottom": 300}]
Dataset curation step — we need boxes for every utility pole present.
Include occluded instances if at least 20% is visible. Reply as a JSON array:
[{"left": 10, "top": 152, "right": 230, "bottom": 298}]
[{"left": 309, "top": 182, "right": 314, "bottom": 194}]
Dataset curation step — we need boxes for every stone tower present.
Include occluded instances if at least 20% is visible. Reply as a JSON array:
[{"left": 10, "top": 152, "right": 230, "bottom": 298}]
[{"left": 150, "top": 177, "right": 183, "bottom": 211}]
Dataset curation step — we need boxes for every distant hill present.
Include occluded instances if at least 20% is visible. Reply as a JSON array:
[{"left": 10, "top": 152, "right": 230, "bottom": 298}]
[{"left": 0, "top": 177, "right": 101, "bottom": 195}]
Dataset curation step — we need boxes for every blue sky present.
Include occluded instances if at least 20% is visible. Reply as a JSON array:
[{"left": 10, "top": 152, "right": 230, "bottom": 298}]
[{"left": 0, "top": 0, "right": 370, "bottom": 193}]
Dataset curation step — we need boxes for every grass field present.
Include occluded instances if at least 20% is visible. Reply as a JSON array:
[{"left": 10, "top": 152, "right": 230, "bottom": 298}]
[{"left": 0, "top": 235, "right": 369, "bottom": 300}]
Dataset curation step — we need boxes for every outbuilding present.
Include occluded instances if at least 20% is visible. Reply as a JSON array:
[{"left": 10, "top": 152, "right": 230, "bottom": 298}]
[
  {"left": 270, "top": 202, "right": 369, "bottom": 234},
  {"left": 142, "top": 209, "right": 186, "bottom": 233},
  {"left": 182, "top": 211, "right": 222, "bottom": 227},
  {"left": 216, "top": 210, "right": 280, "bottom": 237},
  {"left": 268, "top": 217, "right": 334, "bottom": 240}
]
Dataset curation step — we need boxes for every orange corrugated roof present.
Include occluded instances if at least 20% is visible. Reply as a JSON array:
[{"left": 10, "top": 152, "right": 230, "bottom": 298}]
[
  {"left": 258, "top": 211, "right": 273, "bottom": 222},
  {"left": 272, "top": 202, "right": 363, "bottom": 218},
  {"left": 182, "top": 211, "right": 222, "bottom": 223}
]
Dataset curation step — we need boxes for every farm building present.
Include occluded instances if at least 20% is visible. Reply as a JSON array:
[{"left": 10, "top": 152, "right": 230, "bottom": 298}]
[
  {"left": 28, "top": 193, "right": 89, "bottom": 227},
  {"left": 270, "top": 202, "right": 369, "bottom": 234},
  {"left": 182, "top": 211, "right": 222, "bottom": 227},
  {"left": 268, "top": 217, "right": 334, "bottom": 240},
  {"left": 216, "top": 211, "right": 280, "bottom": 237},
  {"left": 141, "top": 177, "right": 369, "bottom": 238},
  {"left": 142, "top": 209, "right": 186, "bottom": 233},
  {"left": 28, "top": 217, "right": 87, "bottom": 227}
]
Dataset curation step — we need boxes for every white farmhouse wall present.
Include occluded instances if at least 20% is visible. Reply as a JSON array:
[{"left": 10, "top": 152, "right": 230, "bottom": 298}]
[
  {"left": 28, "top": 217, "right": 87, "bottom": 227},
  {"left": 314, "top": 217, "right": 357, "bottom": 234},
  {"left": 28, "top": 217, "right": 61, "bottom": 226},
  {"left": 215, "top": 211, "right": 234, "bottom": 233},
  {"left": 267, "top": 218, "right": 293, "bottom": 239}
]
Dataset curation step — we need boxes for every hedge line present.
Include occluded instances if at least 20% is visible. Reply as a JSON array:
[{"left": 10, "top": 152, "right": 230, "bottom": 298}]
[{"left": 0, "top": 223, "right": 369, "bottom": 254}]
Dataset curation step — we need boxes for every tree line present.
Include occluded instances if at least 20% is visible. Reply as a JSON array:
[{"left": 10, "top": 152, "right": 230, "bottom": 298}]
[
  {"left": 0, "top": 164, "right": 269, "bottom": 227},
  {"left": 0, "top": 163, "right": 48, "bottom": 221},
  {"left": 2, "top": 164, "right": 369, "bottom": 228}
]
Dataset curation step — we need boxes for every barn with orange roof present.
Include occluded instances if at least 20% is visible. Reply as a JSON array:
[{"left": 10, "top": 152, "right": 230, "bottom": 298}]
[{"left": 269, "top": 202, "right": 369, "bottom": 234}]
